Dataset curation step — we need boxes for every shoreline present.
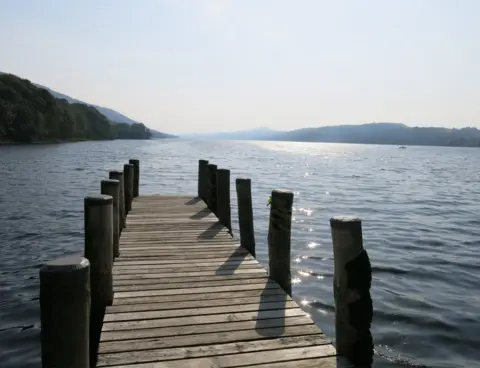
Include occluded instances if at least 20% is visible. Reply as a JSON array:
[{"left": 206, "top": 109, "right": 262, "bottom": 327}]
[{"left": 0, "top": 138, "right": 154, "bottom": 146}]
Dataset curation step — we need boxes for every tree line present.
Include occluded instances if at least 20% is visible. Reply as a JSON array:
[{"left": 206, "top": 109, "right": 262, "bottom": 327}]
[{"left": 0, "top": 73, "right": 151, "bottom": 143}]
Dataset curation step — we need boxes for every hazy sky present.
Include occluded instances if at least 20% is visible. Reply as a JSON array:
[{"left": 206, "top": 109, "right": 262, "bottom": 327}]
[{"left": 1, "top": 0, "right": 479, "bottom": 133}]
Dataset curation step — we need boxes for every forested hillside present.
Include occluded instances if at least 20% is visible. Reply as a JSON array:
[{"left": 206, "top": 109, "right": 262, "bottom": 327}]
[{"left": 0, "top": 74, "right": 151, "bottom": 143}]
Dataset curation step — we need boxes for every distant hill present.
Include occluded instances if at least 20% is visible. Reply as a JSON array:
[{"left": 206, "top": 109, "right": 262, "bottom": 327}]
[
  {"left": 268, "top": 122, "right": 480, "bottom": 147},
  {"left": 182, "top": 122, "right": 480, "bottom": 148},
  {"left": 180, "top": 127, "right": 282, "bottom": 140},
  {"left": 0, "top": 71, "right": 175, "bottom": 138},
  {"left": 1, "top": 73, "right": 153, "bottom": 143},
  {"left": 36, "top": 85, "right": 139, "bottom": 125},
  {"left": 151, "top": 130, "right": 177, "bottom": 139},
  {"left": 41, "top": 85, "right": 176, "bottom": 139}
]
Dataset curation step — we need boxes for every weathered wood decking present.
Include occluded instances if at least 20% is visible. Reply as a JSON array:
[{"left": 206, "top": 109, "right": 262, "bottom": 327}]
[{"left": 97, "top": 195, "right": 338, "bottom": 367}]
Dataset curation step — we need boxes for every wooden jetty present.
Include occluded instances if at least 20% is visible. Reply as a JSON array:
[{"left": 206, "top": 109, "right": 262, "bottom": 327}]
[{"left": 38, "top": 159, "right": 373, "bottom": 368}]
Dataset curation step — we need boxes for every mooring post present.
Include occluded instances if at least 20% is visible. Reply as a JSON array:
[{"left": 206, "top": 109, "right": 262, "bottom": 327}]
[
  {"left": 206, "top": 163, "right": 218, "bottom": 214},
  {"left": 129, "top": 159, "right": 140, "bottom": 198},
  {"left": 198, "top": 159, "right": 209, "bottom": 200},
  {"left": 109, "top": 171, "right": 125, "bottom": 230},
  {"left": 84, "top": 194, "right": 114, "bottom": 307},
  {"left": 101, "top": 179, "right": 120, "bottom": 259},
  {"left": 84, "top": 194, "right": 113, "bottom": 365},
  {"left": 40, "top": 255, "right": 90, "bottom": 368},
  {"left": 268, "top": 189, "right": 294, "bottom": 296},
  {"left": 330, "top": 216, "right": 373, "bottom": 367},
  {"left": 123, "top": 163, "right": 134, "bottom": 214},
  {"left": 216, "top": 168, "right": 231, "bottom": 232},
  {"left": 236, "top": 178, "right": 255, "bottom": 257}
]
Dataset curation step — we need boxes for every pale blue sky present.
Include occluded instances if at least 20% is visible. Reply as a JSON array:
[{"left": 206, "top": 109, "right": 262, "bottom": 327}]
[{"left": 1, "top": 0, "right": 479, "bottom": 133}]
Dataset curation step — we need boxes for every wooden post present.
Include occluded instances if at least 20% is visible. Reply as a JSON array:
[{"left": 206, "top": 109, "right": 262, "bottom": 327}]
[
  {"left": 268, "top": 189, "right": 294, "bottom": 296},
  {"left": 84, "top": 194, "right": 114, "bottom": 307},
  {"left": 40, "top": 255, "right": 90, "bottom": 368},
  {"left": 129, "top": 159, "right": 140, "bottom": 198},
  {"left": 109, "top": 171, "right": 125, "bottom": 230},
  {"left": 123, "top": 163, "right": 134, "bottom": 214},
  {"left": 330, "top": 216, "right": 373, "bottom": 367},
  {"left": 206, "top": 163, "right": 218, "bottom": 214},
  {"left": 101, "top": 179, "right": 120, "bottom": 259},
  {"left": 216, "top": 168, "right": 231, "bottom": 232},
  {"left": 84, "top": 194, "right": 113, "bottom": 366},
  {"left": 198, "top": 159, "right": 209, "bottom": 200},
  {"left": 236, "top": 178, "right": 255, "bottom": 257}
]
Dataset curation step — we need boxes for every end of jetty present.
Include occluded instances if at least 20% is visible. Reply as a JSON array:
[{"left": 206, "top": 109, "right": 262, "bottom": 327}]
[{"left": 39, "top": 159, "right": 373, "bottom": 367}]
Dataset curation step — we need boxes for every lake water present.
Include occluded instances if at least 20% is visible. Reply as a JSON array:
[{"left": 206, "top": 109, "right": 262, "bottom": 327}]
[{"left": 0, "top": 139, "right": 479, "bottom": 368}]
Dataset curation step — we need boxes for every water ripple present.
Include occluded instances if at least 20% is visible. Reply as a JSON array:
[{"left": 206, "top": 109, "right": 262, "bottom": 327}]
[{"left": 0, "top": 140, "right": 479, "bottom": 368}]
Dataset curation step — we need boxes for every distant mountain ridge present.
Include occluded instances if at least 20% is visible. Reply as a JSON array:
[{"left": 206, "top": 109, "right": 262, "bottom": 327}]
[
  {"left": 180, "top": 122, "right": 480, "bottom": 148},
  {"left": 35, "top": 84, "right": 175, "bottom": 138},
  {"left": 36, "top": 85, "right": 139, "bottom": 125},
  {"left": 270, "top": 122, "right": 480, "bottom": 147}
]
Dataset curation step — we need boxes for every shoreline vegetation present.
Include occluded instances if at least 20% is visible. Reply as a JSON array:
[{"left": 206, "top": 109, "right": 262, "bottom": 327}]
[{"left": 0, "top": 73, "right": 155, "bottom": 144}]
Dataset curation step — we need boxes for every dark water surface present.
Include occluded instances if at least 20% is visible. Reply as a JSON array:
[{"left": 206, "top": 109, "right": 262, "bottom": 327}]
[{"left": 1, "top": 139, "right": 479, "bottom": 368}]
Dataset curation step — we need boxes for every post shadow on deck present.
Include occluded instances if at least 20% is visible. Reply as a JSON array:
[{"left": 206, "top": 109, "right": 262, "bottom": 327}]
[
  {"left": 185, "top": 197, "right": 202, "bottom": 205},
  {"left": 189, "top": 207, "right": 211, "bottom": 220},
  {"left": 197, "top": 222, "right": 225, "bottom": 240},
  {"left": 254, "top": 283, "right": 287, "bottom": 337},
  {"left": 215, "top": 247, "right": 248, "bottom": 275}
]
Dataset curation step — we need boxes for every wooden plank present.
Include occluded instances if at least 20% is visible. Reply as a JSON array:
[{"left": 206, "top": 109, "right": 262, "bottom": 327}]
[
  {"left": 240, "top": 357, "right": 340, "bottom": 368},
  {"left": 101, "top": 315, "right": 314, "bottom": 342},
  {"left": 114, "top": 251, "right": 250, "bottom": 260},
  {"left": 97, "top": 333, "right": 328, "bottom": 366},
  {"left": 98, "top": 324, "right": 323, "bottom": 354},
  {"left": 120, "top": 232, "right": 232, "bottom": 237},
  {"left": 105, "top": 300, "right": 298, "bottom": 320},
  {"left": 113, "top": 282, "right": 277, "bottom": 299},
  {"left": 104, "top": 303, "right": 300, "bottom": 324},
  {"left": 113, "top": 277, "right": 272, "bottom": 292},
  {"left": 119, "top": 239, "right": 235, "bottom": 244},
  {"left": 118, "top": 246, "right": 241, "bottom": 253},
  {"left": 113, "top": 273, "right": 266, "bottom": 286},
  {"left": 111, "top": 287, "right": 286, "bottom": 306},
  {"left": 112, "top": 264, "right": 262, "bottom": 276},
  {"left": 108, "top": 293, "right": 290, "bottom": 312},
  {"left": 113, "top": 258, "right": 257, "bottom": 266},
  {"left": 114, "top": 251, "right": 250, "bottom": 261},
  {"left": 100, "top": 347, "right": 336, "bottom": 368},
  {"left": 120, "top": 234, "right": 233, "bottom": 240},
  {"left": 102, "top": 308, "right": 307, "bottom": 331},
  {"left": 117, "top": 248, "right": 243, "bottom": 255},
  {"left": 114, "top": 268, "right": 266, "bottom": 279}
]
